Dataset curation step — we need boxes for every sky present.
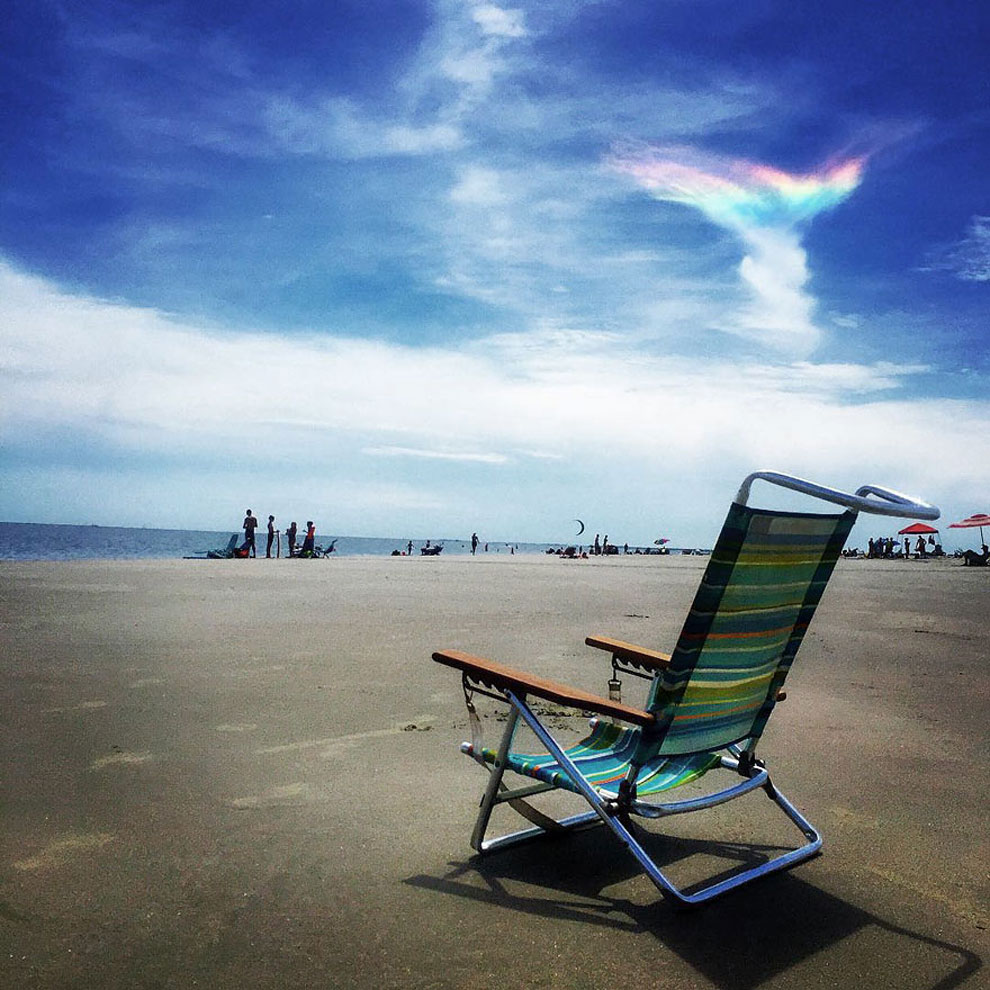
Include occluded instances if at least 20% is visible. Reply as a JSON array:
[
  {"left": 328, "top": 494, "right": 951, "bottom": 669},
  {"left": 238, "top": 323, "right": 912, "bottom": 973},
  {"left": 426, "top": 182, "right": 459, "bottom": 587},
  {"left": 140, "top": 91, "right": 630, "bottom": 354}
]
[{"left": 1, "top": 0, "right": 988, "bottom": 547}]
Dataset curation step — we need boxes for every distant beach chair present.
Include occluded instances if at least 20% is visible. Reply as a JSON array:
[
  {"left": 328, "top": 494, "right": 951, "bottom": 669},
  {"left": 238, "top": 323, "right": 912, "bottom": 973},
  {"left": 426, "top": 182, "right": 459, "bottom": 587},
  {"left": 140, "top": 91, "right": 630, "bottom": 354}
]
[
  {"left": 290, "top": 539, "right": 337, "bottom": 559},
  {"left": 209, "top": 534, "right": 239, "bottom": 558},
  {"left": 182, "top": 534, "right": 239, "bottom": 559},
  {"left": 432, "top": 471, "right": 938, "bottom": 906}
]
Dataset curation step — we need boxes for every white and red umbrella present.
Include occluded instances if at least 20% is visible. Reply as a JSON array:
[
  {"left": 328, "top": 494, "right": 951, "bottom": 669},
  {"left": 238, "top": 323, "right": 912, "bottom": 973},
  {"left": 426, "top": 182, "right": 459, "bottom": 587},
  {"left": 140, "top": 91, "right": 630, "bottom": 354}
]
[{"left": 949, "top": 513, "right": 990, "bottom": 545}]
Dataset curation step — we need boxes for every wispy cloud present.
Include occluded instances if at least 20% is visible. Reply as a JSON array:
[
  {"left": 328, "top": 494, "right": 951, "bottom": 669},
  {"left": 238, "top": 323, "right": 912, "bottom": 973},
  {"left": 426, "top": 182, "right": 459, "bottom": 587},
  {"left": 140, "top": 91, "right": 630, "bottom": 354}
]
[
  {"left": 26, "top": 0, "right": 784, "bottom": 348},
  {"left": 264, "top": 96, "right": 466, "bottom": 159},
  {"left": 472, "top": 4, "right": 528, "bottom": 39},
  {"left": 362, "top": 446, "right": 509, "bottom": 464},
  {"left": 921, "top": 215, "right": 990, "bottom": 282}
]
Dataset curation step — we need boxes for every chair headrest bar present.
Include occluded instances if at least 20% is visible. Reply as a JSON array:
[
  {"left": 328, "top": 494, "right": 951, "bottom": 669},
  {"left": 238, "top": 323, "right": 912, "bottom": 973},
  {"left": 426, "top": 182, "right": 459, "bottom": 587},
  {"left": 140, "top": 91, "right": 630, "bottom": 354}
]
[{"left": 734, "top": 470, "right": 940, "bottom": 520}]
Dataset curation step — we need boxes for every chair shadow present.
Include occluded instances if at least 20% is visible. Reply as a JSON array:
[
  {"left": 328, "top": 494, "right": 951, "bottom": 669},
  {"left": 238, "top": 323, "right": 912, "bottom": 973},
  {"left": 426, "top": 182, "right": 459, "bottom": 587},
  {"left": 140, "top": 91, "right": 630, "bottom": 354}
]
[{"left": 405, "top": 826, "right": 981, "bottom": 990}]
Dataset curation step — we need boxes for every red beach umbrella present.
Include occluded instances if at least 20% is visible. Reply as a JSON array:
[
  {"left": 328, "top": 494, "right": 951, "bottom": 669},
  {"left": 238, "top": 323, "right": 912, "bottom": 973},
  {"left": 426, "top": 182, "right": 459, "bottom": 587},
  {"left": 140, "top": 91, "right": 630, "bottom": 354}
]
[
  {"left": 897, "top": 522, "right": 939, "bottom": 535},
  {"left": 949, "top": 513, "right": 990, "bottom": 544}
]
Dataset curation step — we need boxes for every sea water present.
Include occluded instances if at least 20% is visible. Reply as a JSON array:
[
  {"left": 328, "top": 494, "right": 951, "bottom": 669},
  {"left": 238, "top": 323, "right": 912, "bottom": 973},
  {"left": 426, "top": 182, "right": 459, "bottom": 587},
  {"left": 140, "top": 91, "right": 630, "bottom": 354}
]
[{"left": 0, "top": 522, "right": 559, "bottom": 561}]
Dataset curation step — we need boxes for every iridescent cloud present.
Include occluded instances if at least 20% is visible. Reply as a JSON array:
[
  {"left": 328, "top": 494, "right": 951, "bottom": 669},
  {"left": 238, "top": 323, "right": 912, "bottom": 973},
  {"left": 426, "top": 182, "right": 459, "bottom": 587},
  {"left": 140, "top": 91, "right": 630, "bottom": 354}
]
[
  {"left": 607, "top": 146, "right": 868, "bottom": 355},
  {"left": 610, "top": 146, "right": 865, "bottom": 230}
]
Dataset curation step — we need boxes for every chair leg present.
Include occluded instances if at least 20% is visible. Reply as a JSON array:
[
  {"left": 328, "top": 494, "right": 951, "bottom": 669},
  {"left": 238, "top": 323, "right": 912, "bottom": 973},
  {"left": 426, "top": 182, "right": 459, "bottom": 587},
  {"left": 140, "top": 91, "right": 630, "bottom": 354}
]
[
  {"left": 602, "top": 781, "right": 822, "bottom": 906},
  {"left": 507, "top": 690, "right": 823, "bottom": 906},
  {"left": 468, "top": 705, "right": 603, "bottom": 852},
  {"left": 469, "top": 706, "right": 521, "bottom": 851}
]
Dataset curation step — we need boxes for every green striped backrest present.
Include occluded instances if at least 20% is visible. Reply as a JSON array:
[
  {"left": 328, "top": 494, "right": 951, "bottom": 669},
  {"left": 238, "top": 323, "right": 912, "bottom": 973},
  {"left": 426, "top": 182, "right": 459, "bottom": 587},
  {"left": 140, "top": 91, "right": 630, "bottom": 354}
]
[{"left": 646, "top": 501, "right": 855, "bottom": 756}]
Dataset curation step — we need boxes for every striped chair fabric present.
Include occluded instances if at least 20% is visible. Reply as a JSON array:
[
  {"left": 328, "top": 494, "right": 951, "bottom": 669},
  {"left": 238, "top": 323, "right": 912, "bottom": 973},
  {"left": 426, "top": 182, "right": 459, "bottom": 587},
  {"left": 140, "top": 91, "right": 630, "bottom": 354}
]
[
  {"left": 485, "top": 501, "right": 854, "bottom": 793},
  {"left": 479, "top": 722, "right": 720, "bottom": 797},
  {"left": 648, "top": 502, "right": 854, "bottom": 757}
]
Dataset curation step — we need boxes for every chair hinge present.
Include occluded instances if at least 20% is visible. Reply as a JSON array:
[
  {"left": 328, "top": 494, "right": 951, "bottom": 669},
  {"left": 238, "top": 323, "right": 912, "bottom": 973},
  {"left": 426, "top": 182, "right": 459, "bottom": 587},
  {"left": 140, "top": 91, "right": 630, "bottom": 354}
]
[
  {"left": 617, "top": 777, "right": 638, "bottom": 807},
  {"left": 736, "top": 751, "right": 765, "bottom": 777}
]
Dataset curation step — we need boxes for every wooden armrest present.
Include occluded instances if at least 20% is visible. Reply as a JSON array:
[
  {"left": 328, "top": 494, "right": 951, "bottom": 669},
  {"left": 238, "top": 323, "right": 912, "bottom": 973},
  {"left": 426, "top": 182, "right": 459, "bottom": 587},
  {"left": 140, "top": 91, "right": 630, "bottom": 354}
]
[
  {"left": 585, "top": 635, "right": 672, "bottom": 672},
  {"left": 432, "top": 649, "right": 654, "bottom": 727}
]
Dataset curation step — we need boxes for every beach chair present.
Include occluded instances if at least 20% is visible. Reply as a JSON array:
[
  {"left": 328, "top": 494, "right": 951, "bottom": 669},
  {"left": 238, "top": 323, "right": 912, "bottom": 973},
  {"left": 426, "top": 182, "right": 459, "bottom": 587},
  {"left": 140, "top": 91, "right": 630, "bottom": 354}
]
[
  {"left": 210, "top": 534, "right": 239, "bottom": 558},
  {"left": 189, "top": 534, "right": 238, "bottom": 559},
  {"left": 432, "top": 471, "right": 938, "bottom": 905}
]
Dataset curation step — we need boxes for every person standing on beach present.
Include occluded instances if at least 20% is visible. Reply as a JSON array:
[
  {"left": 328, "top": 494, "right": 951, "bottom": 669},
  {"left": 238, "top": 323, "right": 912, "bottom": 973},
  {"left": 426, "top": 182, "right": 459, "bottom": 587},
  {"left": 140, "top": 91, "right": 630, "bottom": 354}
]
[
  {"left": 471, "top": 533, "right": 479, "bottom": 555},
  {"left": 286, "top": 522, "right": 298, "bottom": 556},
  {"left": 242, "top": 510, "right": 258, "bottom": 558},
  {"left": 266, "top": 515, "right": 276, "bottom": 558},
  {"left": 302, "top": 521, "right": 316, "bottom": 554}
]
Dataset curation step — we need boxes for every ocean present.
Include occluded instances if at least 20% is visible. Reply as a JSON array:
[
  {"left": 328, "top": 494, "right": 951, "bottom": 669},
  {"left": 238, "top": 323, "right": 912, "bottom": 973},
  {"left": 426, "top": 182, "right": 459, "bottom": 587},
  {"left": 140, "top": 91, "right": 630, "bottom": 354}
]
[{"left": 0, "top": 521, "right": 564, "bottom": 561}]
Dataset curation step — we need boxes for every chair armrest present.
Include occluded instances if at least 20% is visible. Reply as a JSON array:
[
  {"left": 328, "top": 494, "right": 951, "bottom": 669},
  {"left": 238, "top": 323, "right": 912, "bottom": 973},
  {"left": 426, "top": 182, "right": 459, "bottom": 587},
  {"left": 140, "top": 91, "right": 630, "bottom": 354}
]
[
  {"left": 585, "top": 635, "right": 672, "bottom": 672},
  {"left": 432, "top": 649, "right": 655, "bottom": 727},
  {"left": 583, "top": 636, "right": 786, "bottom": 702}
]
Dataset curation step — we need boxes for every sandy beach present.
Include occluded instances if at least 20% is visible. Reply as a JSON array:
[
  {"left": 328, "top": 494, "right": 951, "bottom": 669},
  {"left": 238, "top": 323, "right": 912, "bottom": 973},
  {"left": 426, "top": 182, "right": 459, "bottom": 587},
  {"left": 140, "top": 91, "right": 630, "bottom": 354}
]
[{"left": 1, "top": 554, "right": 987, "bottom": 989}]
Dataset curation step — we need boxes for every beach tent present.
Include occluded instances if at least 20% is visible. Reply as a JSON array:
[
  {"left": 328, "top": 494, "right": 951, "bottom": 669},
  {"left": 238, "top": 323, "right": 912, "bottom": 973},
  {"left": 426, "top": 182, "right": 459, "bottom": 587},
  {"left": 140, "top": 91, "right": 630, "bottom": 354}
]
[
  {"left": 949, "top": 513, "right": 990, "bottom": 545},
  {"left": 898, "top": 521, "right": 941, "bottom": 553},
  {"left": 897, "top": 522, "right": 938, "bottom": 535}
]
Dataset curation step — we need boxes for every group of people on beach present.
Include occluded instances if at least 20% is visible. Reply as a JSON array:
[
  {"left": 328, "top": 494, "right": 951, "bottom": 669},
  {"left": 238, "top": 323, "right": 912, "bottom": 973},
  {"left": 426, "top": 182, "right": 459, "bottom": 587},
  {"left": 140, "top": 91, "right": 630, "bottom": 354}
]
[
  {"left": 861, "top": 533, "right": 989, "bottom": 564},
  {"left": 866, "top": 535, "right": 944, "bottom": 559},
  {"left": 240, "top": 510, "right": 316, "bottom": 558}
]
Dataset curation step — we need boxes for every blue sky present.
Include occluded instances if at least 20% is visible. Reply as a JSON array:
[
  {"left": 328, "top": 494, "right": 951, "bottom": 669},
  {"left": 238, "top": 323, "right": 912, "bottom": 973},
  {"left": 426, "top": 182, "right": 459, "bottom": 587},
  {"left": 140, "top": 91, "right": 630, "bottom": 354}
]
[{"left": 1, "top": 0, "right": 987, "bottom": 547}]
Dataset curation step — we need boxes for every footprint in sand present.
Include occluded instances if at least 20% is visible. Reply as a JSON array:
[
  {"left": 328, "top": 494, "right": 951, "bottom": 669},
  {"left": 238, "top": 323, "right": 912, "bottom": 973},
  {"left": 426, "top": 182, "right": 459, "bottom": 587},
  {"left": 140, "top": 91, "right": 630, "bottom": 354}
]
[
  {"left": 13, "top": 833, "right": 114, "bottom": 871},
  {"left": 228, "top": 782, "right": 317, "bottom": 809},
  {"left": 42, "top": 700, "right": 109, "bottom": 714},
  {"left": 89, "top": 750, "right": 154, "bottom": 770}
]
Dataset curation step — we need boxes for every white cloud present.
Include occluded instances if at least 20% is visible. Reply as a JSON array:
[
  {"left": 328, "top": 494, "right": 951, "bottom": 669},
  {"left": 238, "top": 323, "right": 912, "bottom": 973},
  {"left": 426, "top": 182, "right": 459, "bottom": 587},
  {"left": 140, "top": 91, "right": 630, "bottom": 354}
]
[
  {"left": 449, "top": 166, "right": 508, "bottom": 206},
  {"left": 2, "top": 260, "right": 986, "bottom": 539},
  {"left": 264, "top": 97, "right": 464, "bottom": 158},
  {"left": 829, "top": 313, "right": 862, "bottom": 329},
  {"left": 922, "top": 215, "right": 990, "bottom": 282},
  {"left": 383, "top": 122, "right": 464, "bottom": 155},
  {"left": 259, "top": 3, "right": 533, "bottom": 161},
  {"left": 472, "top": 5, "right": 528, "bottom": 38},
  {"left": 362, "top": 446, "right": 509, "bottom": 464},
  {"left": 734, "top": 228, "right": 818, "bottom": 352}
]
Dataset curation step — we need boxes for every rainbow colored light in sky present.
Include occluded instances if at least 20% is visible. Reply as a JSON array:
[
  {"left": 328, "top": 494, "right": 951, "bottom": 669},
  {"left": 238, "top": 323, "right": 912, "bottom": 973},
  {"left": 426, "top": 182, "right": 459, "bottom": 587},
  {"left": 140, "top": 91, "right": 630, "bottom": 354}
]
[{"left": 610, "top": 147, "right": 865, "bottom": 229}]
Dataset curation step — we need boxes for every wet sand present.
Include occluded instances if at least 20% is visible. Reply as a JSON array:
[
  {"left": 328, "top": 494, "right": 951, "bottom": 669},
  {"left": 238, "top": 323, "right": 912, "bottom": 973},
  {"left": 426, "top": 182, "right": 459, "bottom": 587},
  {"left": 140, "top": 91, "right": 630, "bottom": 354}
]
[{"left": 1, "top": 554, "right": 987, "bottom": 988}]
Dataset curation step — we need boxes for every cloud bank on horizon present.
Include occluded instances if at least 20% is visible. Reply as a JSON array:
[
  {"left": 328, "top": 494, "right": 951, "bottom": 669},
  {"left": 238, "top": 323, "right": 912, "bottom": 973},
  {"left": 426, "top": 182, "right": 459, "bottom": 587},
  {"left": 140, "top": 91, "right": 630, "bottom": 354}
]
[{"left": 0, "top": 0, "right": 987, "bottom": 544}]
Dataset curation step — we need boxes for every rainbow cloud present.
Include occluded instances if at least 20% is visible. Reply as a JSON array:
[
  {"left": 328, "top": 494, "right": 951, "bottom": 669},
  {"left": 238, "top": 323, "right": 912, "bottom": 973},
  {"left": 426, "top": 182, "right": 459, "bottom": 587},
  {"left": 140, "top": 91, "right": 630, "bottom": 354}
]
[
  {"left": 608, "top": 146, "right": 867, "bottom": 355},
  {"left": 609, "top": 146, "right": 865, "bottom": 230}
]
